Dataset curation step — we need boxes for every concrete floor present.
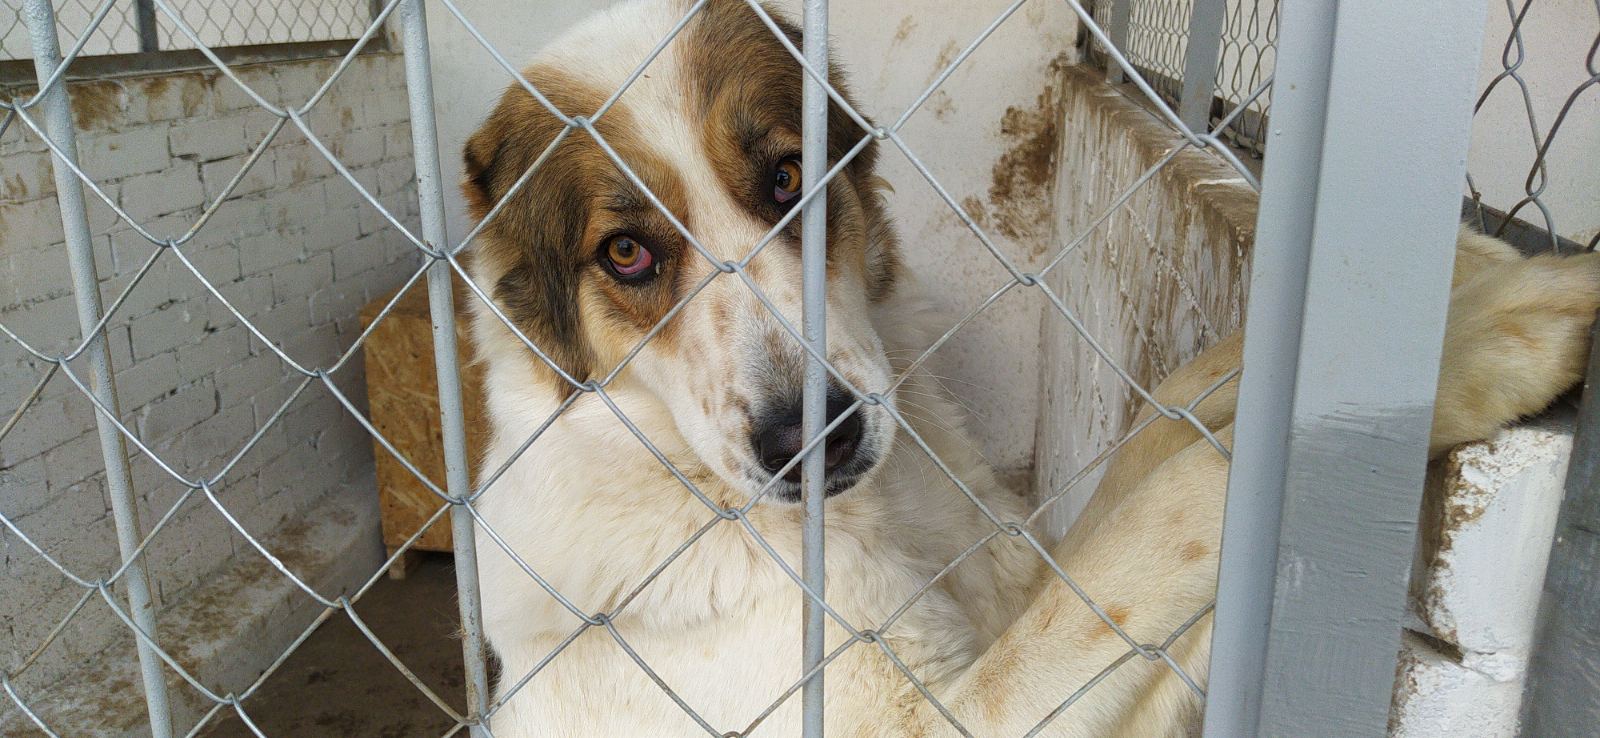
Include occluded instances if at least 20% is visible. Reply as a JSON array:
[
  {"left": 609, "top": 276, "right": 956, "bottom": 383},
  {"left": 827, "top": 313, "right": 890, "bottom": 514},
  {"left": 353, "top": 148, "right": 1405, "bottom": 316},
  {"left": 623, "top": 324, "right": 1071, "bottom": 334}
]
[{"left": 202, "top": 554, "right": 465, "bottom": 738}]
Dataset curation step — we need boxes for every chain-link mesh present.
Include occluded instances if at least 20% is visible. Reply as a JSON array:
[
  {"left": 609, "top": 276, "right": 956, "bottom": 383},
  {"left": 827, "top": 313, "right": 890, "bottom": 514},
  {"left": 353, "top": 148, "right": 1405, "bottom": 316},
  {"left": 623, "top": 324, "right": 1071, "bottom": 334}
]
[
  {"left": 11, "top": 0, "right": 1583, "bottom": 735},
  {"left": 1087, "top": 0, "right": 1274, "bottom": 157},
  {"left": 1465, "top": 0, "right": 1600, "bottom": 251},
  {"left": 0, "top": 0, "right": 1266, "bottom": 732},
  {"left": 2, "top": 0, "right": 374, "bottom": 61}
]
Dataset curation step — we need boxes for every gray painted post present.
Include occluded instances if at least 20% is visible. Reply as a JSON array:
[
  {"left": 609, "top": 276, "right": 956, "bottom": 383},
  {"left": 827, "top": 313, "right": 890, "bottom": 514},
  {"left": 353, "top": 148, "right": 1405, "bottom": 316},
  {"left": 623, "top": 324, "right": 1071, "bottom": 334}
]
[
  {"left": 800, "top": 1, "right": 830, "bottom": 735},
  {"left": 1520, "top": 320, "right": 1600, "bottom": 733},
  {"left": 1178, "top": 0, "right": 1226, "bottom": 132},
  {"left": 396, "top": 1, "right": 491, "bottom": 735},
  {"left": 134, "top": 0, "right": 159, "bottom": 53},
  {"left": 1202, "top": 1, "right": 1490, "bottom": 735},
  {"left": 1106, "top": 0, "right": 1133, "bottom": 85},
  {"left": 21, "top": 1, "right": 174, "bottom": 735}
]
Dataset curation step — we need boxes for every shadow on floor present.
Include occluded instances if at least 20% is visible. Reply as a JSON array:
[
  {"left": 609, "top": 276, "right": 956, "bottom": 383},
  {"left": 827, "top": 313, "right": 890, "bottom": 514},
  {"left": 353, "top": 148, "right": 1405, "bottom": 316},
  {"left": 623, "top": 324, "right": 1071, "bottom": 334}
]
[{"left": 203, "top": 553, "right": 465, "bottom": 737}]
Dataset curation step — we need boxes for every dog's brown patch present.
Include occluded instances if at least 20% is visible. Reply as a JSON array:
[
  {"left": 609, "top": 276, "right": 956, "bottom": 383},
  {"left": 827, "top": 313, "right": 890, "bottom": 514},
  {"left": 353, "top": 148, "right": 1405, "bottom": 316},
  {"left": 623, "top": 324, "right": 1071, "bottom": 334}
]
[
  {"left": 1180, "top": 540, "right": 1208, "bottom": 562},
  {"left": 684, "top": 0, "right": 899, "bottom": 300},
  {"left": 462, "top": 65, "right": 692, "bottom": 389}
]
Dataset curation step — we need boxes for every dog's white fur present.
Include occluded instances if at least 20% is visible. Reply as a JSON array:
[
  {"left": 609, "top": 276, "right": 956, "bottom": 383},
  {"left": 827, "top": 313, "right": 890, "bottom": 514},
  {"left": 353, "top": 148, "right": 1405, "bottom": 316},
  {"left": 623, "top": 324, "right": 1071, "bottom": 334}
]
[{"left": 465, "top": 2, "right": 1600, "bottom": 735}]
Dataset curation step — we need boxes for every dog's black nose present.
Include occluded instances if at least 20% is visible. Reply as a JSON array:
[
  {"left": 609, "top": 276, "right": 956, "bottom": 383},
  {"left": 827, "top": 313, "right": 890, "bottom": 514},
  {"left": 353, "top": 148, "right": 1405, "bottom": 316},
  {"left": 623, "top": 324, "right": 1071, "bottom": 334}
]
[{"left": 754, "top": 385, "right": 863, "bottom": 482}]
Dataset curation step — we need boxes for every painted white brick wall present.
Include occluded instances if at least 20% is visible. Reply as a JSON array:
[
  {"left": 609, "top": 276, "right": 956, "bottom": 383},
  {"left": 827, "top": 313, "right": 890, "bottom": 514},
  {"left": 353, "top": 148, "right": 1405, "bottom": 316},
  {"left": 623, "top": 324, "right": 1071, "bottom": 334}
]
[{"left": 0, "top": 51, "right": 417, "bottom": 713}]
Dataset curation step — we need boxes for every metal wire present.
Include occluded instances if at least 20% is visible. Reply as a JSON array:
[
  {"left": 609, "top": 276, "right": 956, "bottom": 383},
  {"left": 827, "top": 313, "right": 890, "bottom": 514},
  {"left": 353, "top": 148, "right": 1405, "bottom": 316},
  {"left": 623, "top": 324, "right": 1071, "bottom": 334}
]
[
  {"left": 0, "top": 0, "right": 1258, "bottom": 732},
  {"left": 5, "top": 0, "right": 1586, "bottom": 735},
  {"left": 1, "top": 0, "right": 371, "bottom": 61}
]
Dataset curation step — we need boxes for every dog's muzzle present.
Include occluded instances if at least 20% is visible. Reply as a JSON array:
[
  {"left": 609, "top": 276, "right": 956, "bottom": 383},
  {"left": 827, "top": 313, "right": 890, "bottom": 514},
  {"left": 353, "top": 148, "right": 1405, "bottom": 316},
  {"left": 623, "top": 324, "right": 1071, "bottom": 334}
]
[{"left": 750, "top": 382, "right": 871, "bottom": 499}]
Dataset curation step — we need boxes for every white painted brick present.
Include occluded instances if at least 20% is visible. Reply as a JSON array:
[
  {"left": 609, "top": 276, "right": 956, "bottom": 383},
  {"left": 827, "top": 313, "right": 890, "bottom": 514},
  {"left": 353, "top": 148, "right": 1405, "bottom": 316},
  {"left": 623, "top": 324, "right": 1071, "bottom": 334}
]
[
  {"left": 301, "top": 208, "right": 362, "bottom": 255},
  {"left": 332, "top": 129, "right": 386, "bottom": 169},
  {"left": 1, "top": 149, "right": 57, "bottom": 202},
  {"left": 330, "top": 233, "right": 391, "bottom": 281},
  {"left": 237, "top": 229, "right": 305, "bottom": 277},
  {"left": 77, "top": 126, "right": 170, "bottom": 182},
  {"left": 214, "top": 273, "right": 274, "bottom": 324},
  {"left": 181, "top": 401, "right": 257, "bottom": 470},
  {"left": 40, "top": 430, "right": 105, "bottom": 492},
  {"left": 363, "top": 91, "right": 410, "bottom": 127},
  {"left": 6, "top": 241, "right": 73, "bottom": 305},
  {"left": 381, "top": 121, "right": 414, "bottom": 161},
  {"left": 115, "top": 349, "right": 181, "bottom": 411},
  {"left": 134, "top": 377, "right": 216, "bottom": 442},
  {"left": 273, "top": 139, "right": 331, "bottom": 188},
  {"left": 219, "top": 67, "right": 280, "bottom": 112},
  {"left": 119, "top": 162, "right": 205, "bottom": 222},
  {"left": 0, "top": 456, "right": 49, "bottom": 521},
  {"left": 0, "top": 197, "right": 67, "bottom": 251},
  {"left": 169, "top": 114, "right": 252, "bottom": 161},
  {"left": 270, "top": 252, "right": 335, "bottom": 304},
  {"left": 175, "top": 328, "right": 252, "bottom": 385},
  {"left": 0, "top": 293, "right": 79, "bottom": 357},
  {"left": 128, "top": 302, "right": 207, "bottom": 362},
  {"left": 202, "top": 154, "right": 276, "bottom": 202},
  {"left": 375, "top": 157, "right": 415, "bottom": 196},
  {"left": 216, "top": 351, "right": 292, "bottom": 408}
]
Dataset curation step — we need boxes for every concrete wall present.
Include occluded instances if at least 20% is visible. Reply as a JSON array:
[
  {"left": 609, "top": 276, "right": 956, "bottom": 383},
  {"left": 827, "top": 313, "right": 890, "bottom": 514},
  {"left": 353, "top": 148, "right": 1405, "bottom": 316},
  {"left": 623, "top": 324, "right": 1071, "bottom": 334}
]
[
  {"left": 1034, "top": 65, "right": 1255, "bottom": 531},
  {"left": 0, "top": 52, "right": 416, "bottom": 731},
  {"left": 426, "top": 0, "right": 1082, "bottom": 481}
]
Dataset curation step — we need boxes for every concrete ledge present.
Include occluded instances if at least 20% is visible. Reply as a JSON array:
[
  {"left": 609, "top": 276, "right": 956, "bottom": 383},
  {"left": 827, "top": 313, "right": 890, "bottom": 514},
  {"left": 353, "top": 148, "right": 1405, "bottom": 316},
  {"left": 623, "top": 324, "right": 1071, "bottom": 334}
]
[{"left": 1, "top": 486, "right": 383, "bottom": 736}]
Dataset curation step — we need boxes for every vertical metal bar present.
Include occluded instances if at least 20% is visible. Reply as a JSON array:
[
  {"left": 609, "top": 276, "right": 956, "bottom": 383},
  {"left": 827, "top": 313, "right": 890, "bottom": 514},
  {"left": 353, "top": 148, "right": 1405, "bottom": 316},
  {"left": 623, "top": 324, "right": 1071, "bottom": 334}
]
[
  {"left": 1178, "top": 0, "right": 1226, "bottom": 132},
  {"left": 21, "top": 1, "right": 173, "bottom": 736},
  {"left": 1203, "top": 0, "right": 1490, "bottom": 735},
  {"left": 396, "top": 1, "right": 489, "bottom": 735},
  {"left": 1521, "top": 318, "right": 1600, "bottom": 733},
  {"left": 134, "top": 0, "right": 159, "bottom": 53},
  {"left": 1106, "top": 0, "right": 1133, "bottom": 84},
  {"left": 800, "top": 0, "right": 830, "bottom": 735}
]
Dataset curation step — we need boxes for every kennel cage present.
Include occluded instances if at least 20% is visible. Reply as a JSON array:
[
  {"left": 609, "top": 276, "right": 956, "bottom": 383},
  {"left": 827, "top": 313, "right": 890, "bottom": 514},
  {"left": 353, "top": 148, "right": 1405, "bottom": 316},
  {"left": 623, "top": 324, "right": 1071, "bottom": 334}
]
[{"left": 0, "top": 0, "right": 1596, "bottom": 736}]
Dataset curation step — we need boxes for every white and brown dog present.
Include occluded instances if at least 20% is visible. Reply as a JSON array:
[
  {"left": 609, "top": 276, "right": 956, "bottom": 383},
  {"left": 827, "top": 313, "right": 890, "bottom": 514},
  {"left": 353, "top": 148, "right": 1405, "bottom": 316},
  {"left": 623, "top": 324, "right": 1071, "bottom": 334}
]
[{"left": 459, "top": 1, "right": 1600, "bottom": 735}]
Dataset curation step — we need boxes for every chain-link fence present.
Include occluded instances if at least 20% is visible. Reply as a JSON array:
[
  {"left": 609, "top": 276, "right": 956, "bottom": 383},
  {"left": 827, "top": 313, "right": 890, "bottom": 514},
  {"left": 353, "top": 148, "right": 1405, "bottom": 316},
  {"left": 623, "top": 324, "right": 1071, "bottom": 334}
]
[
  {"left": 2, "top": 0, "right": 374, "bottom": 61},
  {"left": 0, "top": 0, "right": 1593, "bottom": 735}
]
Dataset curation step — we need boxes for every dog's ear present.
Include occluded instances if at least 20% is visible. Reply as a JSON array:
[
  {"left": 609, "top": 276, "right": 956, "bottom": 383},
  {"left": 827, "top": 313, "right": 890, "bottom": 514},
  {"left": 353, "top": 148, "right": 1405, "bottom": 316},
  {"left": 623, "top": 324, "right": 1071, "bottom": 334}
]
[
  {"left": 460, "top": 86, "right": 597, "bottom": 392},
  {"left": 462, "top": 121, "right": 504, "bottom": 220}
]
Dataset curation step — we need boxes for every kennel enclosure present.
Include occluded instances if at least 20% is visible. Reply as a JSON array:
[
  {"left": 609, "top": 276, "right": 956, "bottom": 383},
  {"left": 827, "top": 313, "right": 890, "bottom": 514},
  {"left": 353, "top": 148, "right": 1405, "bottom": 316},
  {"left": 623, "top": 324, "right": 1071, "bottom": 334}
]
[{"left": 1, "top": 0, "right": 1597, "bottom": 735}]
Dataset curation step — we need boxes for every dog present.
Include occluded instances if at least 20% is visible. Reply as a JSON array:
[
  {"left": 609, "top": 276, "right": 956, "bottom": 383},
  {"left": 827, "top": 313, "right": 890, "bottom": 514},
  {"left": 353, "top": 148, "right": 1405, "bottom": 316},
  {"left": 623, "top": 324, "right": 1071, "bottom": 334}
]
[{"left": 459, "top": 1, "right": 1600, "bottom": 734}]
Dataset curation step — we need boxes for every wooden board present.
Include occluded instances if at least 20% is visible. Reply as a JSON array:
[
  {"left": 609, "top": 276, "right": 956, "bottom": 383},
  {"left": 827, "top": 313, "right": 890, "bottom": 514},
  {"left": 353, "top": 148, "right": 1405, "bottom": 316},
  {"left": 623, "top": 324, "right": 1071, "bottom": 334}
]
[{"left": 359, "top": 278, "right": 488, "bottom": 557}]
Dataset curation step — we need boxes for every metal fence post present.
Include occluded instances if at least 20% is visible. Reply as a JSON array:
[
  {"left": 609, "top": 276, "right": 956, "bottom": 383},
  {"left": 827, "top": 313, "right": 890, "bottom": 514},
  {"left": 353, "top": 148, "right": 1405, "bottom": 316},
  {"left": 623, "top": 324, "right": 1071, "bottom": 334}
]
[
  {"left": 1203, "top": 0, "right": 1491, "bottom": 735},
  {"left": 395, "top": 1, "right": 490, "bottom": 734},
  {"left": 800, "top": 0, "right": 830, "bottom": 735},
  {"left": 1106, "top": 0, "right": 1134, "bottom": 85},
  {"left": 20, "top": 1, "right": 174, "bottom": 735},
  {"left": 134, "top": 0, "right": 159, "bottom": 53},
  {"left": 1520, "top": 318, "right": 1600, "bottom": 732},
  {"left": 1178, "top": 0, "right": 1226, "bottom": 132}
]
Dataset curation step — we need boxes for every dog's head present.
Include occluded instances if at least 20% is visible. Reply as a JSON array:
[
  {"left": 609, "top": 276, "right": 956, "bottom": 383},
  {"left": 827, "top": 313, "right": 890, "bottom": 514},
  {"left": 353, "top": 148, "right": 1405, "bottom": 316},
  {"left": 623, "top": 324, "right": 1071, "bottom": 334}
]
[{"left": 462, "top": 0, "right": 902, "bottom": 503}]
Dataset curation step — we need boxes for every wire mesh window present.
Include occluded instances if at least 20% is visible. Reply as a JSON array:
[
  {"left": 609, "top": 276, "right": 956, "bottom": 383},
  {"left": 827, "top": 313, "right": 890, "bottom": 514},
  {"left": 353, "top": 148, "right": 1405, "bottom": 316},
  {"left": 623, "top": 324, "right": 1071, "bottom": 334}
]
[
  {"left": 1086, "top": 0, "right": 1277, "bottom": 157},
  {"left": 2, "top": 0, "right": 375, "bottom": 61}
]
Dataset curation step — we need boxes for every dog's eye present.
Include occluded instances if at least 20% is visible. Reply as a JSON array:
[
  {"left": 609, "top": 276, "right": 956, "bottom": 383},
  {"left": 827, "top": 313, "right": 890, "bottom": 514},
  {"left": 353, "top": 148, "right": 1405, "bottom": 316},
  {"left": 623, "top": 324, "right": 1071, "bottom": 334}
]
[
  {"left": 602, "top": 235, "right": 656, "bottom": 280},
  {"left": 773, "top": 157, "right": 802, "bottom": 205}
]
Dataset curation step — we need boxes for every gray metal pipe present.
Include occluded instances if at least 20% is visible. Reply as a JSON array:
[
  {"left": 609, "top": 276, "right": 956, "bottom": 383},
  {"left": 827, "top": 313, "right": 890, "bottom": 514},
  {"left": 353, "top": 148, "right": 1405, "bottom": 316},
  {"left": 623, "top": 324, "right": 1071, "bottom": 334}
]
[
  {"left": 800, "top": 0, "right": 831, "bottom": 735},
  {"left": 21, "top": 0, "right": 173, "bottom": 735},
  {"left": 396, "top": 1, "right": 491, "bottom": 735}
]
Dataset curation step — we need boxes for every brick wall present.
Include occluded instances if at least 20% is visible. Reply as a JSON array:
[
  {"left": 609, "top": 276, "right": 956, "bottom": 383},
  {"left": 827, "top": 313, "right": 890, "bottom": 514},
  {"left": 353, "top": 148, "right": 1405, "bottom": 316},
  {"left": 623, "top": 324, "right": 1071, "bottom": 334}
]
[{"left": 0, "top": 51, "right": 417, "bottom": 705}]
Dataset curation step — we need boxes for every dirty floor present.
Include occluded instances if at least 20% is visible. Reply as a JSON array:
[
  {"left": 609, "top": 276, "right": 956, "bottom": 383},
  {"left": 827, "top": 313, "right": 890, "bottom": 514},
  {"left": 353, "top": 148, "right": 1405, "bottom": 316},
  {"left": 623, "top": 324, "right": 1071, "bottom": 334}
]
[{"left": 203, "top": 554, "right": 465, "bottom": 738}]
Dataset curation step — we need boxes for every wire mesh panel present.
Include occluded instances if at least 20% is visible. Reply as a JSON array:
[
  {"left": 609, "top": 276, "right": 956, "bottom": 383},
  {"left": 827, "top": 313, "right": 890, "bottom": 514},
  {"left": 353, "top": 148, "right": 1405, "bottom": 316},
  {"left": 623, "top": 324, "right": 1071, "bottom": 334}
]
[
  {"left": 2, "top": 0, "right": 375, "bottom": 61},
  {"left": 1, "top": 0, "right": 1591, "bottom": 735},
  {"left": 1088, "top": 0, "right": 1275, "bottom": 156}
]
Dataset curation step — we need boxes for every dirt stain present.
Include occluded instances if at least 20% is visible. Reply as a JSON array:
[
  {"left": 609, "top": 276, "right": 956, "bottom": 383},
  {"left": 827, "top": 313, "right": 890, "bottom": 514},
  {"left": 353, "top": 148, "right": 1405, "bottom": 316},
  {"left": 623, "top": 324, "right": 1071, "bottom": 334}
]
[
  {"left": 977, "top": 53, "right": 1072, "bottom": 248},
  {"left": 69, "top": 80, "right": 123, "bottom": 130},
  {"left": 892, "top": 16, "right": 917, "bottom": 45}
]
